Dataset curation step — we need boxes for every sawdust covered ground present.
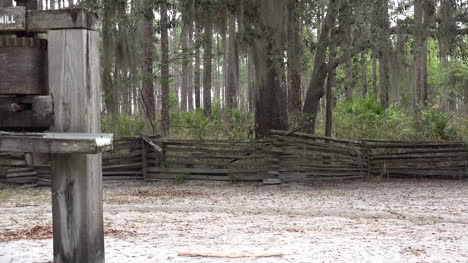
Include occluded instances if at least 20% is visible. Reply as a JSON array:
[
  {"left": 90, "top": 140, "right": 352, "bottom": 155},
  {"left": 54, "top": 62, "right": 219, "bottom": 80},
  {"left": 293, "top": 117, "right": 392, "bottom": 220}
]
[{"left": 0, "top": 179, "right": 467, "bottom": 263}]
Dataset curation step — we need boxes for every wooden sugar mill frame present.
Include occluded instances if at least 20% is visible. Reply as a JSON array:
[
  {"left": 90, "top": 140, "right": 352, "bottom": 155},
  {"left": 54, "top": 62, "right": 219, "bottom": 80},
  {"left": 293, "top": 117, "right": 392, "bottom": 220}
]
[{"left": 0, "top": 1, "right": 111, "bottom": 262}]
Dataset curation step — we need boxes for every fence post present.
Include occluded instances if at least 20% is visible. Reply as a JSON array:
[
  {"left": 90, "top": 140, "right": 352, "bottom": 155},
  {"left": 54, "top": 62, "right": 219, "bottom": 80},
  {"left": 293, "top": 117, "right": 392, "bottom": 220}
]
[
  {"left": 266, "top": 137, "right": 282, "bottom": 184},
  {"left": 361, "top": 140, "right": 372, "bottom": 179},
  {"left": 141, "top": 138, "right": 148, "bottom": 180}
]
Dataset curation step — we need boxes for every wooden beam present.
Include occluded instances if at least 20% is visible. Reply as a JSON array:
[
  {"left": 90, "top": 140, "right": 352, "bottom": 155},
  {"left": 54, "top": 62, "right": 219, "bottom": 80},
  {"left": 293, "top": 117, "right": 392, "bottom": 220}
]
[
  {"left": 27, "top": 8, "right": 98, "bottom": 32},
  {"left": 0, "top": 132, "right": 113, "bottom": 153},
  {"left": 0, "top": 7, "right": 98, "bottom": 32},
  {"left": 48, "top": 29, "right": 104, "bottom": 263}
]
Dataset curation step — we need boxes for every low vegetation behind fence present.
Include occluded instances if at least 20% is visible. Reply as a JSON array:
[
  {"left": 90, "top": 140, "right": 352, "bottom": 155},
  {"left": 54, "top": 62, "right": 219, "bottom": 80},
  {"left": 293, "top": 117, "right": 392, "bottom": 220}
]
[{"left": 1, "top": 131, "right": 467, "bottom": 185}]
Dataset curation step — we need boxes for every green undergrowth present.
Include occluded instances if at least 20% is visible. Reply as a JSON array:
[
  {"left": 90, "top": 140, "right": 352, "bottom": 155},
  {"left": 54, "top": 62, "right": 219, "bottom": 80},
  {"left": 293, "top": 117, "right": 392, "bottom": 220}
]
[
  {"left": 316, "top": 96, "right": 467, "bottom": 141},
  {"left": 102, "top": 114, "right": 146, "bottom": 137},
  {"left": 101, "top": 96, "right": 466, "bottom": 142},
  {"left": 102, "top": 101, "right": 255, "bottom": 140},
  {"left": 169, "top": 101, "right": 255, "bottom": 140}
]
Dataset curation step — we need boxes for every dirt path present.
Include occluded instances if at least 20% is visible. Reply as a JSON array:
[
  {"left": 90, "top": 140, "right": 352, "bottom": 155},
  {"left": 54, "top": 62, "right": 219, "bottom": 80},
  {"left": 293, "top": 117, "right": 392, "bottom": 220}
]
[{"left": 1, "top": 179, "right": 467, "bottom": 262}]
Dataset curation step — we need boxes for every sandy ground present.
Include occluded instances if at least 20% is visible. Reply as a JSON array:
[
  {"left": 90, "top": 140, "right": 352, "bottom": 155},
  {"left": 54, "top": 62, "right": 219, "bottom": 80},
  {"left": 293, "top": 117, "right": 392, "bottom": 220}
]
[{"left": 0, "top": 179, "right": 467, "bottom": 263}]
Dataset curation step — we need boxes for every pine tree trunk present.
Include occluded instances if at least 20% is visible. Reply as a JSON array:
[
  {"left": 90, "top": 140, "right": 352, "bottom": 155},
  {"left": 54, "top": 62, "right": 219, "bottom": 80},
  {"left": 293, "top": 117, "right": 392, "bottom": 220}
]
[
  {"left": 303, "top": 0, "right": 340, "bottom": 133},
  {"left": 253, "top": 0, "right": 289, "bottom": 138},
  {"left": 325, "top": 42, "right": 337, "bottom": 137},
  {"left": 345, "top": 61, "right": 353, "bottom": 101},
  {"left": 422, "top": 1, "right": 434, "bottom": 106},
  {"left": 412, "top": 0, "right": 424, "bottom": 110},
  {"left": 379, "top": 53, "right": 390, "bottom": 109},
  {"left": 372, "top": 49, "right": 377, "bottom": 95},
  {"left": 225, "top": 11, "right": 238, "bottom": 109},
  {"left": 287, "top": 0, "right": 302, "bottom": 113},
  {"left": 160, "top": 0, "right": 170, "bottom": 135},
  {"left": 188, "top": 21, "right": 194, "bottom": 111},
  {"left": 361, "top": 52, "right": 367, "bottom": 96},
  {"left": 142, "top": 0, "right": 156, "bottom": 121},
  {"left": 214, "top": 35, "right": 221, "bottom": 103},
  {"left": 181, "top": 21, "right": 189, "bottom": 112},
  {"left": 102, "top": 1, "right": 117, "bottom": 115},
  {"left": 203, "top": 19, "right": 213, "bottom": 117},
  {"left": 247, "top": 54, "right": 255, "bottom": 113},
  {"left": 194, "top": 22, "right": 201, "bottom": 110},
  {"left": 394, "top": 35, "right": 405, "bottom": 103},
  {"left": 171, "top": 26, "right": 179, "bottom": 105},
  {"left": 377, "top": 0, "right": 391, "bottom": 109},
  {"left": 342, "top": 0, "right": 353, "bottom": 102},
  {"left": 222, "top": 29, "right": 228, "bottom": 105},
  {"left": 439, "top": 0, "right": 456, "bottom": 111},
  {"left": 422, "top": 37, "right": 428, "bottom": 106}
]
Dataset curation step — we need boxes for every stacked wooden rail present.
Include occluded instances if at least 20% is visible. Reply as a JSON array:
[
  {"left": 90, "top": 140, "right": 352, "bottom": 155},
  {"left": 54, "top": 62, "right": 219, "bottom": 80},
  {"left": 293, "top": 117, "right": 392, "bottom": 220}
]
[
  {"left": 0, "top": 137, "right": 143, "bottom": 185},
  {"left": 1, "top": 132, "right": 467, "bottom": 185},
  {"left": 270, "top": 130, "right": 369, "bottom": 182},
  {"left": 365, "top": 139, "right": 468, "bottom": 179},
  {"left": 0, "top": 153, "right": 39, "bottom": 185},
  {"left": 144, "top": 138, "right": 273, "bottom": 182},
  {"left": 103, "top": 137, "right": 144, "bottom": 182}
]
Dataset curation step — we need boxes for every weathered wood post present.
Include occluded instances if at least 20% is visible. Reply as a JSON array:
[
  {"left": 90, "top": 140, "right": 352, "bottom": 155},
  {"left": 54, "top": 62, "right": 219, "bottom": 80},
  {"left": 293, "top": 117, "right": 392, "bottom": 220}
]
[
  {"left": 48, "top": 29, "right": 104, "bottom": 262},
  {"left": 0, "top": 2, "right": 106, "bottom": 262}
]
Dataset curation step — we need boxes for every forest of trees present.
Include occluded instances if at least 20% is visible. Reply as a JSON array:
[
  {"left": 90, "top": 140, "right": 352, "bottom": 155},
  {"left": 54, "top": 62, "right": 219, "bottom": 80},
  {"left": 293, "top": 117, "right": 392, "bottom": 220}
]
[{"left": 78, "top": 0, "right": 466, "bottom": 140}]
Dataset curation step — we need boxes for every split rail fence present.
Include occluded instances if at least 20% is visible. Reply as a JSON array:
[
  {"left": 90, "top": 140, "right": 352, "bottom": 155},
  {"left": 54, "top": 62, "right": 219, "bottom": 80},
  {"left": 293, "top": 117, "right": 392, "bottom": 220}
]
[{"left": 1, "top": 131, "right": 467, "bottom": 185}]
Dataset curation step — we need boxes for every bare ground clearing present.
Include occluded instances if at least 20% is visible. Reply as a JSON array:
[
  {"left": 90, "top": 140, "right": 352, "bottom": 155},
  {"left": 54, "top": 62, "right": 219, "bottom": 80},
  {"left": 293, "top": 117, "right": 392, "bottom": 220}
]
[{"left": 0, "top": 179, "right": 467, "bottom": 263}]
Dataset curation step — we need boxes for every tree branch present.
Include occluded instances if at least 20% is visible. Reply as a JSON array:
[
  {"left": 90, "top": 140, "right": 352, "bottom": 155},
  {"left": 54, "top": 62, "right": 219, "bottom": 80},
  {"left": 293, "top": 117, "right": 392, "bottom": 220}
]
[{"left": 328, "top": 40, "right": 370, "bottom": 71}]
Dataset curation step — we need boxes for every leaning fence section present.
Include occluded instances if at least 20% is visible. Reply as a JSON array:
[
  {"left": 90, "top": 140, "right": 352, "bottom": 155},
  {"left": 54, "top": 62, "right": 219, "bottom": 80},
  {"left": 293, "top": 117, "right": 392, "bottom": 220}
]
[
  {"left": 270, "top": 130, "right": 370, "bottom": 182},
  {"left": 1, "top": 131, "right": 467, "bottom": 185}
]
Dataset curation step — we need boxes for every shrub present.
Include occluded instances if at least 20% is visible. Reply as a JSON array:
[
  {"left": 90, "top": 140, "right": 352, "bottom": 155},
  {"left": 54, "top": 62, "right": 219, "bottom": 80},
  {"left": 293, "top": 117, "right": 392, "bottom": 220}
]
[
  {"left": 169, "top": 102, "right": 254, "bottom": 140},
  {"left": 419, "top": 106, "right": 459, "bottom": 140},
  {"left": 328, "top": 97, "right": 465, "bottom": 141},
  {"left": 102, "top": 114, "right": 146, "bottom": 137}
]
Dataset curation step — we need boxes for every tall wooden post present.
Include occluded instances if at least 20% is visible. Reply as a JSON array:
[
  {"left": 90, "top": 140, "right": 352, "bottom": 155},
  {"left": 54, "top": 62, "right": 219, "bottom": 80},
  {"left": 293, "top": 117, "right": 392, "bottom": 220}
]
[{"left": 48, "top": 29, "right": 104, "bottom": 263}]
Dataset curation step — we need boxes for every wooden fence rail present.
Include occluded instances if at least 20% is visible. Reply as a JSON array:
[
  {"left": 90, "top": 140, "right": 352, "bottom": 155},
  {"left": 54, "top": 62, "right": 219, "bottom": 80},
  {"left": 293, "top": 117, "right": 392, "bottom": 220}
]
[
  {"left": 145, "top": 137, "right": 273, "bottom": 182},
  {"left": 0, "top": 137, "right": 143, "bottom": 185},
  {"left": 1, "top": 131, "right": 467, "bottom": 185},
  {"left": 365, "top": 140, "right": 468, "bottom": 179},
  {"left": 270, "top": 130, "right": 369, "bottom": 182}
]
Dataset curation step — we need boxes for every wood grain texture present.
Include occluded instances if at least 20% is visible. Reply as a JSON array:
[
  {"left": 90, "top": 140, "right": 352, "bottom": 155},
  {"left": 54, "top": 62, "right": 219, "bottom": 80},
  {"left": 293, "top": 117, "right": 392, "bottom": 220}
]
[
  {"left": 0, "top": 37, "right": 48, "bottom": 95},
  {"left": 0, "top": 133, "right": 111, "bottom": 153},
  {"left": 27, "top": 8, "right": 98, "bottom": 32},
  {"left": 48, "top": 29, "right": 104, "bottom": 263}
]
